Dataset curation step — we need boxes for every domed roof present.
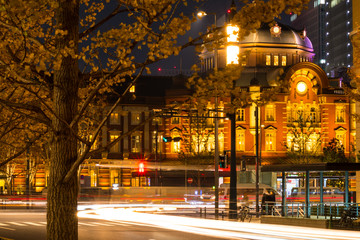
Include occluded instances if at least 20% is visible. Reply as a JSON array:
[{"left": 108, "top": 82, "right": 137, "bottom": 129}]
[{"left": 240, "top": 22, "right": 313, "bottom": 50}]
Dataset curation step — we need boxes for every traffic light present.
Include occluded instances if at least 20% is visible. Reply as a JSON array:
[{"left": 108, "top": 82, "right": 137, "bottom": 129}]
[
  {"left": 240, "top": 159, "right": 246, "bottom": 171},
  {"left": 162, "top": 136, "right": 182, "bottom": 142},
  {"left": 162, "top": 136, "right": 172, "bottom": 142},
  {"left": 219, "top": 154, "right": 227, "bottom": 168},
  {"left": 138, "top": 162, "right": 145, "bottom": 173}
]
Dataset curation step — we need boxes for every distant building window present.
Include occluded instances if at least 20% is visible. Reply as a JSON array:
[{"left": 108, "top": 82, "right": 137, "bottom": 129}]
[
  {"left": 110, "top": 132, "right": 120, "bottom": 153},
  {"left": 331, "top": 0, "right": 341, "bottom": 8},
  {"left": 273, "top": 55, "right": 279, "bottom": 66},
  {"left": 265, "top": 131, "right": 276, "bottom": 151},
  {"left": 335, "top": 131, "right": 346, "bottom": 149},
  {"left": 131, "top": 112, "right": 141, "bottom": 125},
  {"left": 89, "top": 135, "right": 97, "bottom": 150},
  {"left": 336, "top": 106, "right": 345, "bottom": 123},
  {"left": 266, "top": 55, "right": 271, "bottom": 66},
  {"left": 309, "top": 108, "right": 317, "bottom": 122},
  {"left": 236, "top": 108, "right": 245, "bottom": 122},
  {"left": 236, "top": 130, "right": 245, "bottom": 151},
  {"left": 110, "top": 112, "right": 120, "bottom": 125},
  {"left": 306, "top": 133, "right": 320, "bottom": 152},
  {"left": 129, "top": 85, "right": 135, "bottom": 93},
  {"left": 281, "top": 55, "right": 287, "bottom": 66},
  {"left": 171, "top": 129, "right": 181, "bottom": 153},
  {"left": 152, "top": 117, "right": 162, "bottom": 125},
  {"left": 241, "top": 55, "right": 247, "bottom": 66},
  {"left": 171, "top": 117, "right": 180, "bottom": 124},
  {"left": 219, "top": 132, "right": 224, "bottom": 153},
  {"left": 131, "top": 134, "right": 141, "bottom": 153},
  {"left": 151, "top": 131, "right": 162, "bottom": 153},
  {"left": 265, "top": 105, "right": 275, "bottom": 121}
]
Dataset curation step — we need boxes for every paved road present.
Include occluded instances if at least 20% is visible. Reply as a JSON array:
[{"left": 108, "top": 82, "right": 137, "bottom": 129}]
[{"left": 0, "top": 210, "right": 228, "bottom": 240}]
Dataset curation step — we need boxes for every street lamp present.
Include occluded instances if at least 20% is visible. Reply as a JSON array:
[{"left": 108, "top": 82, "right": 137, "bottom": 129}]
[
  {"left": 198, "top": 9, "right": 220, "bottom": 219},
  {"left": 197, "top": 11, "right": 217, "bottom": 27}
]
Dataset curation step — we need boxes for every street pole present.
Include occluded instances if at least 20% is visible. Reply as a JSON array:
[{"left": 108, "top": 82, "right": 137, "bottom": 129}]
[
  {"left": 229, "top": 112, "right": 237, "bottom": 219},
  {"left": 214, "top": 97, "right": 219, "bottom": 219},
  {"left": 255, "top": 106, "right": 260, "bottom": 218},
  {"left": 155, "top": 123, "right": 158, "bottom": 186},
  {"left": 26, "top": 147, "right": 30, "bottom": 209}
]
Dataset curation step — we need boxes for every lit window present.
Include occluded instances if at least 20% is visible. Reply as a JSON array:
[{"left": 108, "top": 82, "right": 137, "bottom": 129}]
[
  {"left": 171, "top": 129, "right": 182, "bottom": 153},
  {"left": 110, "top": 112, "right": 119, "bottom": 124},
  {"left": 281, "top": 56, "right": 287, "bottom": 66},
  {"left": 129, "top": 85, "right": 135, "bottom": 93},
  {"left": 110, "top": 132, "right": 120, "bottom": 153},
  {"left": 335, "top": 131, "right": 346, "bottom": 149},
  {"left": 173, "top": 141, "right": 181, "bottom": 153},
  {"left": 152, "top": 117, "right": 162, "bottom": 125},
  {"left": 306, "top": 133, "right": 320, "bottom": 152},
  {"left": 226, "top": 24, "right": 239, "bottom": 43},
  {"left": 171, "top": 116, "right": 180, "bottom": 124},
  {"left": 265, "top": 105, "right": 275, "bottom": 121},
  {"left": 236, "top": 130, "right": 245, "bottom": 151},
  {"left": 131, "top": 112, "right": 141, "bottom": 125},
  {"left": 265, "top": 132, "right": 276, "bottom": 151},
  {"left": 131, "top": 134, "right": 141, "bottom": 153},
  {"left": 309, "top": 107, "right": 317, "bottom": 122},
  {"left": 151, "top": 131, "right": 161, "bottom": 153},
  {"left": 266, "top": 55, "right": 271, "bottom": 66},
  {"left": 274, "top": 55, "right": 279, "bottom": 66},
  {"left": 336, "top": 105, "right": 345, "bottom": 123},
  {"left": 88, "top": 135, "right": 97, "bottom": 150},
  {"left": 192, "top": 134, "right": 207, "bottom": 153},
  {"left": 226, "top": 45, "right": 239, "bottom": 65},
  {"left": 236, "top": 108, "right": 245, "bottom": 122},
  {"left": 219, "top": 132, "right": 224, "bottom": 153}
]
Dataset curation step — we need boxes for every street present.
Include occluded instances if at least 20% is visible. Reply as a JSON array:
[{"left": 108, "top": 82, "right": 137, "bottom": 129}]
[
  {"left": 1, "top": 207, "right": 360, "bottom": 240},
  {"left": 0, "top": 210, "right": 227, "bottom": 240}
]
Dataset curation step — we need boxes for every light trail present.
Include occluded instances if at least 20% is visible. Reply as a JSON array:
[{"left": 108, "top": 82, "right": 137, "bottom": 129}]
[{"left": 78, "top": 206, "right": 360, "bottom": 240}]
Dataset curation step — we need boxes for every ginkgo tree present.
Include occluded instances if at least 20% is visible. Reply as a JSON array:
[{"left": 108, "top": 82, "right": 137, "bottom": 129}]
[{"left": 0, "top": 0, "right": 310, "bottom": 239}]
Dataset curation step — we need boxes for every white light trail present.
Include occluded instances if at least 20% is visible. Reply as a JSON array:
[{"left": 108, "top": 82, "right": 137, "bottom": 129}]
[{"left": 78, "top": 206, "right": 360, "bottom": 240}]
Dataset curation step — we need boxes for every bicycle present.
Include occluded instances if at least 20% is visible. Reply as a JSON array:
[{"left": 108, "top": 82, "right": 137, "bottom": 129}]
[{"left": 239, "top": 206, "right": 252, "bottom": 222}]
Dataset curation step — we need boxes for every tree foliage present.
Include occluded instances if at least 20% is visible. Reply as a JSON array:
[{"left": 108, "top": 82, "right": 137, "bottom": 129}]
[
  {"left": 0, "top": 0, "right": 310, "bottom": 239},
  {"left": 0, "top": 0, "right": 203, "bottom": 239},
  {"left": 285, "top": 110, "right": 322, "bottom": 164},
  {"left": 322, "top": 138, "right": 347, "bottom": 163}
]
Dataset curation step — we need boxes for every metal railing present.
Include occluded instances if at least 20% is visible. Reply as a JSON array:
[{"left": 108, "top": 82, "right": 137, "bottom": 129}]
[{"left": 262, "top": 202, "right": 360, "bottom": 220}]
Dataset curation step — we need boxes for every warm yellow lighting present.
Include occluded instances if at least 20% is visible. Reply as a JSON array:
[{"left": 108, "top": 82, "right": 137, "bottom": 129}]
[
  {"left": 197, "top": 11, "right": 207, "bottom": 17},
  {"left": 296, "top": 81, "right": 307, "bottom": 94},
  {"left": 274, "top": 55, "right": 279, "bottom": 66},
  {"left": 226, "top": 24, "right": 239, "bottom": 43},
  {"left": 266, "top": 55, "right": 271, "bottom": 66},
  {"left": 273, "top": 26, "right": 280, "bottom": 34},
  {"left": 130, "top": 85, "right": 135, "bottom": 93},
  {"left": 226, "top": 45, "right": 239, "bottom": 65}
]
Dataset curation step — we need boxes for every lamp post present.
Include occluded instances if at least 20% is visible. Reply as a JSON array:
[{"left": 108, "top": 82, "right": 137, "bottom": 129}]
[{"left": 198, "top": 10, "right": 220, "bottom": 219}]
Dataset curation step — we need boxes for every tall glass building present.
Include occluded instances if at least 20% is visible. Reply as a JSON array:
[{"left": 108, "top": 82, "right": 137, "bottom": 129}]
[{"left": 291, "top": 0, "right": 353, "bottom": 77}]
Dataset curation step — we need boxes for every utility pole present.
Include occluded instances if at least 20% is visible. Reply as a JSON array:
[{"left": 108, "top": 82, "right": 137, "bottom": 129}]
[
  {"left": 214, "top": 97, "right": 219, "bottom": 219},
  {"left": 255, "top": 106, "right": 260, "bottom": 217},
  {"left": 229, "top": 112, "right": 237, "bottom": 219},
  {"left": 155, "top": 123, "right": 158, "bottom": 186}
]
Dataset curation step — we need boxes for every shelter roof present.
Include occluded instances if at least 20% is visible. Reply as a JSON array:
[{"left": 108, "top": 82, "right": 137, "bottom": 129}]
[{"left": 261, "top": 163, "right": 360, "bottom": 172}]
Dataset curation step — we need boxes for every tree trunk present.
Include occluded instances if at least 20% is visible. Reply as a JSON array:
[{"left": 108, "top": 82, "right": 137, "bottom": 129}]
[{"left": 47, "top": 1, "right": 80, "bottom": 239}]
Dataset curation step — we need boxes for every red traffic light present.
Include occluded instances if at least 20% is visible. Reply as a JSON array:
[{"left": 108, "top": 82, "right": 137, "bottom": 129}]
[{"left": 139, "top": 162, "right": 145, "bottom": 173}]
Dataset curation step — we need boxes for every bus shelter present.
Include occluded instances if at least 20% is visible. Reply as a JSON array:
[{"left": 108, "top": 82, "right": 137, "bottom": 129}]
[{"left": 261, "top": 163, "right": 360, "bottom": 218}]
